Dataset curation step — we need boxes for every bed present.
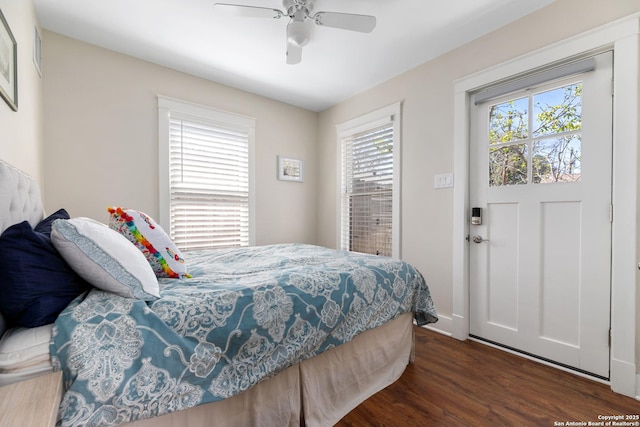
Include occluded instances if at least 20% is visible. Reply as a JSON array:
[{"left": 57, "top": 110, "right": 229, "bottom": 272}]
[{"left": 0, "top": 158, "right": 437, "bottom": 427}]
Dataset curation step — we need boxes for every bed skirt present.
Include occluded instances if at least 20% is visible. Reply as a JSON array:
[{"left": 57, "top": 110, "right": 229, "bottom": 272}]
[{"left": 123, "top": 312, "right": 414, "bottom": 427}]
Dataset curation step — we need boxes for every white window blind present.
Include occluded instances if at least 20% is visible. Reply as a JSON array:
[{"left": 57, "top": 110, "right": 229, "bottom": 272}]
[
  {"left": 338, "top": 103, "right": 401, "bottom": 258},
  {"left": 158, "top": 97, "right": 255, "bottom": 251},
  {"left": 342, "top": 124, "right": 394, "bottom": 256}
]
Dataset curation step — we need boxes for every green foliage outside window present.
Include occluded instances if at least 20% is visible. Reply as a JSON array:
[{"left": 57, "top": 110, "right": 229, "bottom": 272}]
[{"left": 488, "top": 83, "right": 582, "bottom": 186}]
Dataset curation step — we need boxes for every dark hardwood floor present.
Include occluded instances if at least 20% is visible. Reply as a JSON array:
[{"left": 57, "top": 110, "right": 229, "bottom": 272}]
[{"left": 336, "top": 327, "right": 640, "bottom": 427}]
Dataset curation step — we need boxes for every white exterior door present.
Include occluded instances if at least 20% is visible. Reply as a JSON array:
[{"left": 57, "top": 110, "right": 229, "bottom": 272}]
[{"left": 469, "top": 51, "right": 613, "bottom": 378}]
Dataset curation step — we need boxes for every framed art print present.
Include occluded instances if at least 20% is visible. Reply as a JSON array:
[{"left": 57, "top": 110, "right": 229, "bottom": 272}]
[
  {"left": 278, "top": 156, "right": 304, "bottom": 182},
  {"left": 0, "top": 8, "right": 17, "bottom": 111}
]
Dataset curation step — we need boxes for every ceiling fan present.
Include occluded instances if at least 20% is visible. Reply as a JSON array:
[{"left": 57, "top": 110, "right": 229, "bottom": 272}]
[{"left": 213, "top": 0, "right": 376, "bottom": 65}]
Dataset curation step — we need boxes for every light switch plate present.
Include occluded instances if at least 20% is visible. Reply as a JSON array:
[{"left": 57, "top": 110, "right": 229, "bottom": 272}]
[{"left": 434, "top": 173, "right": 454, "bottom": 189}]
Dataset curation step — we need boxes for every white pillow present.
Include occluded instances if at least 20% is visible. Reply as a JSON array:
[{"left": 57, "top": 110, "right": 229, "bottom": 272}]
[
  {"left": 0, "top": 324, "right": 52, "bottom": 371},
  {"left": 51, "top": 217, "right": 160, "bottom": 300}
]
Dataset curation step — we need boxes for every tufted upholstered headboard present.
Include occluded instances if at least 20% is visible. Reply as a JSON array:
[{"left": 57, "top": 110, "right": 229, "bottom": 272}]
[{"left": 0, "top": 159, "right": 45, "bottom": 336}]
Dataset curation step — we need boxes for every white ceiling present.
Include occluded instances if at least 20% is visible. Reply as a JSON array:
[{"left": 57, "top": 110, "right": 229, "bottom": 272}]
[{"left": 33, "top": 0, "right": 556, "bottom": 112}]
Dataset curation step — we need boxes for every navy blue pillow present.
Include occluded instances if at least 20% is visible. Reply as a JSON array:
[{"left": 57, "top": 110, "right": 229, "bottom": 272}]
[
  {"left": 0, "top": 210, "right": 91, "bottom": 328},
  {"left": 35, "top": 208, "right": 69, "bottom": 235}
]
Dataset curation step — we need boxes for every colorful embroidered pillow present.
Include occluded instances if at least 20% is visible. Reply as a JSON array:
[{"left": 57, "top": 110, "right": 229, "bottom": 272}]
[{"left": 107, "top": 207, "right": 190, "bottom": 279}]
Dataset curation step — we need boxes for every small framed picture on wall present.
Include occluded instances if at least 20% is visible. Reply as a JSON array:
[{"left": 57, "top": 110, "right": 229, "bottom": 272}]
[
  {"left": 33, "top": 25, "right": 42, "bottom": 77},
  {"left": 278, "top": 156, "right": 304, "bottom": 182}
]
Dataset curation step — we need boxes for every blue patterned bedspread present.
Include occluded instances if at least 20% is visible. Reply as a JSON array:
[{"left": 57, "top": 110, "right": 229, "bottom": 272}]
[{"left": 51, "top": 243, "right": 437, "bottom": 426}]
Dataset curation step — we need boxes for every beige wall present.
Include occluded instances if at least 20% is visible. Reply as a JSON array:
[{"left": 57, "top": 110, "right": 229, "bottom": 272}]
[
  {"left": 42, "top": 32, "right": 318, "bottom": 246},
  {"left": 317, "top": 0, "right": 640, "bottom": 330},
  {"left": 0, "top": 1, "right": 43, "bottom": 183}
]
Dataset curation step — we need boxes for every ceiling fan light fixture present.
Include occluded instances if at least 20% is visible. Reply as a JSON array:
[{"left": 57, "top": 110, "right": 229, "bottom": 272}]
[
  {"left": 287, "top": 20, "right": 311, "bottom": 47},
  {"left": 214, "top": 0, "right": 376, "bottom": 64}
]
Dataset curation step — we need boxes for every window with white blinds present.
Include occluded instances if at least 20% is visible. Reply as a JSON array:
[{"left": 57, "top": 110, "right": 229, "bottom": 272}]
[
  {"left": 337, "top": 103, "right": 401, "bottom": 258},
  {"left": 158, "top": 97, "right": 255, "bottom": 251}
]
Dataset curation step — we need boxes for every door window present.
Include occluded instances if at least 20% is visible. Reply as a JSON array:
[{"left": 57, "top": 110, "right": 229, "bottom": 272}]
[{"left": 488, "top": 82, "right": 583, "bottom": 187}]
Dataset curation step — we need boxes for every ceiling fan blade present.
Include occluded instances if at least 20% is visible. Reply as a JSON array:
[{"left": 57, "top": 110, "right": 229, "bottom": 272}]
[
  {"left": 213, "top": 3, "right": 283, "bottom": 19},
  {"left": 286, "top": 42, "right": 302, "bottom": 65},
  {"left": 313, "top": 12, "right": 376, "bottom": 33}
]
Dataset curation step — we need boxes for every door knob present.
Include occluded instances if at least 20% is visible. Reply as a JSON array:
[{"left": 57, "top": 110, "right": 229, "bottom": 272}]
[{"left": 472, "top": 235, "right": 489, "bottom": 244}]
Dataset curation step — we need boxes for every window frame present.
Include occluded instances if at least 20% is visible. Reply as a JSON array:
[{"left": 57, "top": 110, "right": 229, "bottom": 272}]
[
  {"left": 336, "top": 102, "right": 402, "bottom": 258},
  {"left": 158, "top": 95, "right": 256, "bottom": 249}
]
